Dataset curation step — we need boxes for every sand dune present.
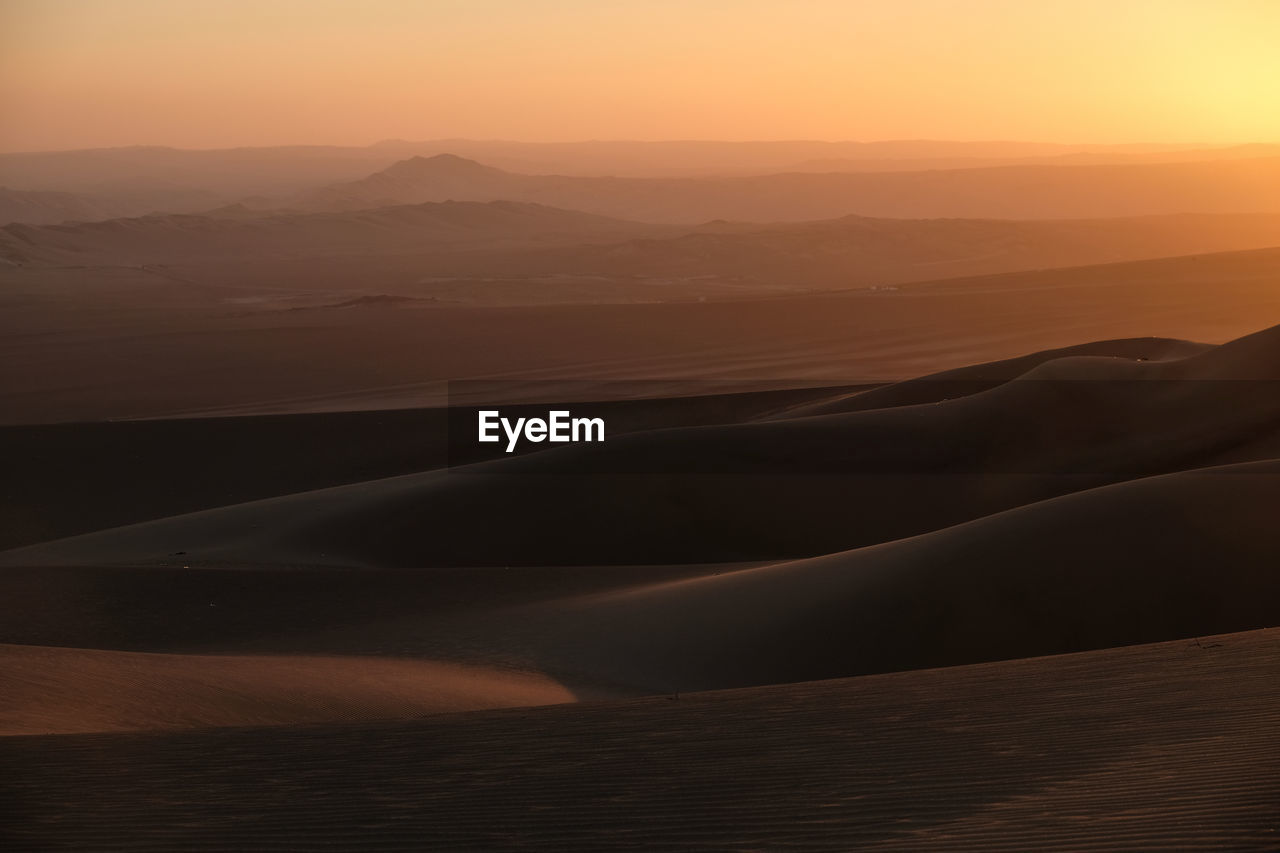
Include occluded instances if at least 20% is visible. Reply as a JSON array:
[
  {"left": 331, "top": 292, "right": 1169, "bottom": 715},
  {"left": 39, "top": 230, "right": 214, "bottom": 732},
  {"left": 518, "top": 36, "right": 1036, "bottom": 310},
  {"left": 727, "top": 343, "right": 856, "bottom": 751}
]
[
  {"left": 0, "top": 333, "right": 1211, "bottom": 551},
  {"left": 5, "top": 459, "right": 1277, "bottom": 695},
  {"left": 4, "top": 628, "right": 1277, "bottom": 850},
  {"left": 8, "top": 324, "right": 1277, "bottom": 571},
  {"left": 770, "top": 335, "right": 1211, "bottom": 417},
  {"left": 507, "top": 457, "right": 1280, "bottom": 691},
  {"left": 6, "top": 315, "right": 1280, "bottom": 849},
  {"left": 0, "top": 644, "right": 576, "bottom": 735},
  {"left": 5, "top": 326, "right": 1280, "bottom": 699},
  {"left": 0, "top": 386, "right": 851, "bottom": 551}
]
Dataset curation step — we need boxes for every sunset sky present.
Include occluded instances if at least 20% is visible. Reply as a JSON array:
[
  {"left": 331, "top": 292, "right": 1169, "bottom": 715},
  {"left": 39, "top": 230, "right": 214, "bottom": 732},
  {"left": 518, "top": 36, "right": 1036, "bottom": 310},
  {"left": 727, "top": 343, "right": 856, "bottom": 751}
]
[{"left": 3, "top": 0, "right": 1279, "bottom": 152}]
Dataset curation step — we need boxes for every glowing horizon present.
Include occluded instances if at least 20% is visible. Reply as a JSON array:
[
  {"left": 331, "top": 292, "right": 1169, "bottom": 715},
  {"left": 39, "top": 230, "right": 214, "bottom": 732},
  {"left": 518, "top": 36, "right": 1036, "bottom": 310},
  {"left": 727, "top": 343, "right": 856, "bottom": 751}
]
[{"left": 3, "top": 0, "right": 1280, "bottom": 153}]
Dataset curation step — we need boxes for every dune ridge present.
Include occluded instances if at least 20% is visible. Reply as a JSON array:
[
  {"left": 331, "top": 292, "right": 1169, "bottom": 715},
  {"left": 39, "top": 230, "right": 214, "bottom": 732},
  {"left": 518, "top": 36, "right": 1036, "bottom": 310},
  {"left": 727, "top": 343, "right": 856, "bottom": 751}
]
[
  {"left": 5, "top": 324, "right": 1280, "bottom": 705},
  {"left": 8, "top": 323, "right": 1278, "bottom": 570}
]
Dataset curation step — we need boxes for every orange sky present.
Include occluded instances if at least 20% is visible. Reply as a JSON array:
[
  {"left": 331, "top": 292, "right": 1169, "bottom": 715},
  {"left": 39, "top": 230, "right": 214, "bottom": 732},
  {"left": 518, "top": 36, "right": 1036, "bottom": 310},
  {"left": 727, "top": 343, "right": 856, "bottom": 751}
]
[{"left": 3, "top": 0, "right": 1279, "bottom": 152}]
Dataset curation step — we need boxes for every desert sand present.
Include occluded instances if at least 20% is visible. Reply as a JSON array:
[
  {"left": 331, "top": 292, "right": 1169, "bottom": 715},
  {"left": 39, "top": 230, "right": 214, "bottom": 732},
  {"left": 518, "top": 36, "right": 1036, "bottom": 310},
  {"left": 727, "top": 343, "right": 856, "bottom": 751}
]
[
  {"left": 0, "top": 643, "right": 577, "bottom": 735},
  {"left": 4, "top": 244, "right": 1280, "bottom": 424},
  {"left": 3, "top": 628, "right": 1277, "bottom": 850},
  {"left": 5, "top": 312, "right": 1280, "bottom": 850},
  {"left": 4, "top": 164, "right": 1280, "bottom": 851},
  {"left": 8, "top": 324, "right": 1278, "bottom": 572},
  {"left": 9, "top": 0, "right": 1280, "bottom": 843},
  {"left": 5, "top": 320, "right": 1280, "bottom": 690}
]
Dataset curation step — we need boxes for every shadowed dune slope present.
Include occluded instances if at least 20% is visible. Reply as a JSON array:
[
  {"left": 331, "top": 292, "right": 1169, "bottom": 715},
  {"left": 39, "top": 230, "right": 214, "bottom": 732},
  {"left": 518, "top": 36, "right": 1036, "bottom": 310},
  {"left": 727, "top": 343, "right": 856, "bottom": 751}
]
[
  {"left": 1, "top": 462, "right": 1278, "bottom": 700},
  {"left": 3, "top": 628, "right": 1278, "bottom": 851},
  {"left": 0, "top": 385, "right": 855, "bottom": 552},
  {"left": 6, "top": 324, "right": 1279, "bottom": 569},
  {"left": 0, "top": 334, "right": 1214, "bottom": 555},
  {"left": 506, "top": 458, "right": 1280, "bottom": 691}
]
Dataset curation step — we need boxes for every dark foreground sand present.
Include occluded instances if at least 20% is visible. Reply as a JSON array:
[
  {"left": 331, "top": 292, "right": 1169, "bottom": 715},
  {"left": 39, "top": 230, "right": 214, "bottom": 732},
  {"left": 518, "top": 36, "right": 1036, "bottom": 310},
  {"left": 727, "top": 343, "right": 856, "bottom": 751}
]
[
  {"left": 4, "top": 309, "right": 1280, "bottom": 848},
  {"left": 3, "top": 627, "right": 1277, "bottom": 851}
]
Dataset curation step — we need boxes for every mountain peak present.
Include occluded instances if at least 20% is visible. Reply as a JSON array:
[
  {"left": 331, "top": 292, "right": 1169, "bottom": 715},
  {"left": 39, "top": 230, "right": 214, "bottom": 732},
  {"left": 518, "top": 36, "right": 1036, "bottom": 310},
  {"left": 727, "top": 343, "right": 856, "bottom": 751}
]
[{"left": 383, "top": 153, "right": 506, "bottom": 178}]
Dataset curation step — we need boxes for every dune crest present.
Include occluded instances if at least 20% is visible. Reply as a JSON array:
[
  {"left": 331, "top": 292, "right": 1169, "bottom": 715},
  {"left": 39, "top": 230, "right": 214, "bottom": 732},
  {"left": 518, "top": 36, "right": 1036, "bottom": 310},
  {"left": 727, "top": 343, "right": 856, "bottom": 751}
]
[{"left": 8, "top": 323, "right": 1279, "bottom": 570}]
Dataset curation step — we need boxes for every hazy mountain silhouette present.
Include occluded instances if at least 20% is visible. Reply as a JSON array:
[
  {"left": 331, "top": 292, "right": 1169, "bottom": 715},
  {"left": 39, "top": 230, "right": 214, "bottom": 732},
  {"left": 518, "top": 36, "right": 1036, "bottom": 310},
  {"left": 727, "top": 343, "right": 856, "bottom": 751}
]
[
  {"left": 0, "top": 187, "right": 124, "bottom": 225},
  {"left": 294, "top": 154, "right": 1280, "bottom": 223},
  {"left": 0, "top": 185, "right": 221, "bottom": 226},
  {"left": 5, "top": 140, "right": 1280, "bottom": 222}
]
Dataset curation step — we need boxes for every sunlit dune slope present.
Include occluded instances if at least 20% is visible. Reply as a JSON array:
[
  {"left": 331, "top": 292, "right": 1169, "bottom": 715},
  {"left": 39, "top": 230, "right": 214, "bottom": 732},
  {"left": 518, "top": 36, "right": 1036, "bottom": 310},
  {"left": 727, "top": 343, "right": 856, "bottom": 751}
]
[
  {"left": 0, "top": 644, "right": 575, "bottom": 735},
  {"left": 769, "top": 335, "right": 1210, "bottom": 416}
]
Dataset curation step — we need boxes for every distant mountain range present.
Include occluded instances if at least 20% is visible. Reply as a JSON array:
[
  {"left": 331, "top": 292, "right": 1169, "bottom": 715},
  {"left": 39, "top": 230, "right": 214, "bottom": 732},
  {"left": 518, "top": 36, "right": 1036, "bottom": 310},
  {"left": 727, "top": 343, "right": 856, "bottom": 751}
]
[
  {"left": 282, "top": 152, "right": 1280, "bottom": 224},
  {"left": 0, "top": 185, "right": 221, "bottom": 227},
  {"left": 4, "top": 139, "right": 1280, "bottom": 226}
]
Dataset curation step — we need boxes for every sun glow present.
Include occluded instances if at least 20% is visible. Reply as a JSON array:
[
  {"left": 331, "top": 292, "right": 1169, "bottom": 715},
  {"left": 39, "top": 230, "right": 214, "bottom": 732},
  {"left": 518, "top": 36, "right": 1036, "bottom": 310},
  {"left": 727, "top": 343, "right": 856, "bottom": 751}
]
[{"left": 2, "top": 0, "right": 1279, "bottom": 151}]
